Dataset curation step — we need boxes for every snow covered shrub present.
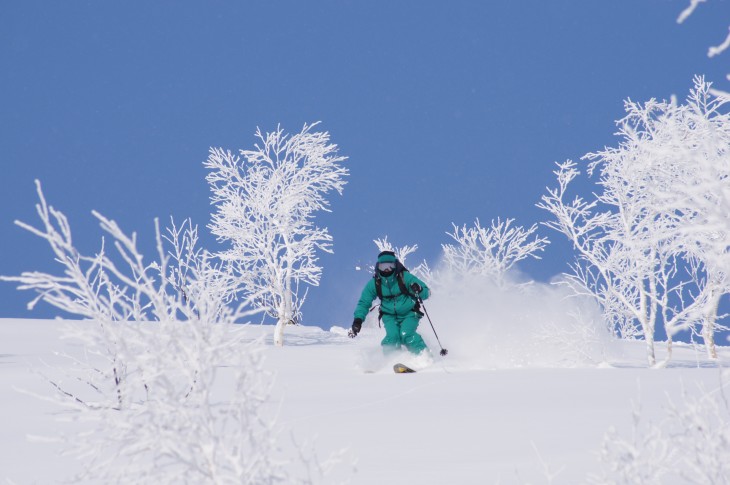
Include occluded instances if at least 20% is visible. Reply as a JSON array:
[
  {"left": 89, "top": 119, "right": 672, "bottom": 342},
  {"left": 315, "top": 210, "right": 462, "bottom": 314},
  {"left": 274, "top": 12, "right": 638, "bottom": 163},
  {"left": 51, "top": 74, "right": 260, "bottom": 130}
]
[
  {"left": 204, "top": 122, "right": 348, "bottom": 346},
  {"left": 372, "top": 218, "right": 549, "bottom": 292},
  {"left": 62, "top": 323, "right": 287, "bottom": 484},
  {"left": 588, "top": 379, "right": 730, "bottom": 484},
  {"left": 2, "top": 182, "right": 252, "bottom": 404},
  {"left": 2, "top": 181, "right": 244, "bottom": 325},
  {"left": 2, "top": 183, "right": 343, "bottom": 483},
  {"left": 440, "top": 218, "right": 549, "bottom": 289},
  {"left": 539, "top": 77, "right": 730, "bottom": 366}
]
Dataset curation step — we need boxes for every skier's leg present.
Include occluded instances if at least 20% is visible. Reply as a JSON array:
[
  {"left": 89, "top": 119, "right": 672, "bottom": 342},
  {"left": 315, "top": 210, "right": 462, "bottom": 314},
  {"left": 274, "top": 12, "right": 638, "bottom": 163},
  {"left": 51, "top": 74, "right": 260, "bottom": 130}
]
[
  {"left": 380, "top": 314, "right": 402, "bottom": 353},
  {"left": 399, "top": 312, "right": 428, "bottom": 355}
]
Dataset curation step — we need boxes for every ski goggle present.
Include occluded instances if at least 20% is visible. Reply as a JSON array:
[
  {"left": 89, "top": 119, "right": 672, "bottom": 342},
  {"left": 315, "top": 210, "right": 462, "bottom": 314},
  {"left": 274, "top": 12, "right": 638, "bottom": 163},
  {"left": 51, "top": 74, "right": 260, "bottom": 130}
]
[{"left": 377, "top": 261, "right": 396, "bottom": 272}]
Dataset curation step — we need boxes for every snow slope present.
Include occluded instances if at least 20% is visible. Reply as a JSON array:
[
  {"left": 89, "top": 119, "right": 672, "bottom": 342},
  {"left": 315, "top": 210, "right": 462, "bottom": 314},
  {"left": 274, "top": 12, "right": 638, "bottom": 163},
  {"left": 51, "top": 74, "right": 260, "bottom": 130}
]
[{"left": 1, "top": 318, "right": 728, "bottom": 484}]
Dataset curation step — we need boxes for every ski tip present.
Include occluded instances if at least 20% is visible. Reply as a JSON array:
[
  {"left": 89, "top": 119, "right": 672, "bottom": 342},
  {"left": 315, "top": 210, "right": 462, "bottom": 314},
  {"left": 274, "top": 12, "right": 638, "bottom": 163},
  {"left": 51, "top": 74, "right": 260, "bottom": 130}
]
[{"left": 393, "top": 363, "right": 416, "bottom": 374}]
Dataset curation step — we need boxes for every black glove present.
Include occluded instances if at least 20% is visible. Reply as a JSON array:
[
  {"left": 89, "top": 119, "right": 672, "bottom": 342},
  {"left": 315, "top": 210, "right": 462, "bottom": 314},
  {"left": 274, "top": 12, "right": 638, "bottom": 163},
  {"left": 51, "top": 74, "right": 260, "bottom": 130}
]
[
  {"left": 410, "top": 282, "right": 422, "bottom": 295},
  {"left": 348, "top": 318, "right": 363, "bottom": 338}
]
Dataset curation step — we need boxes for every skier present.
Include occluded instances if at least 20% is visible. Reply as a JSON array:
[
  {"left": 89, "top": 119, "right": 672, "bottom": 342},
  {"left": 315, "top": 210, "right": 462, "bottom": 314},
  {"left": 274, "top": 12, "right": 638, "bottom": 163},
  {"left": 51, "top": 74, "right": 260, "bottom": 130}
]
[{"left": 349, "top": 250, "right": 431, "bottom": 356}]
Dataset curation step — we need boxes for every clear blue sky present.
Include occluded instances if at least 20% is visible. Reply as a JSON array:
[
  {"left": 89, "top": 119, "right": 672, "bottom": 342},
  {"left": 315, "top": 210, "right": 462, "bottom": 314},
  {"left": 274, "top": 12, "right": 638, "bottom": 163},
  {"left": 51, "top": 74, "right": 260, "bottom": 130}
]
[{"left": 2, "top": 1, "right": 728, "bottom": 328}]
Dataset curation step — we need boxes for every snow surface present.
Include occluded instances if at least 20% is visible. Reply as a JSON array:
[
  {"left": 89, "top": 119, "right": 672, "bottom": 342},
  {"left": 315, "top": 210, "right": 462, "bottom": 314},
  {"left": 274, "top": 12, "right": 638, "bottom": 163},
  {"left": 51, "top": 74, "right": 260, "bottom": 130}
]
[{"left": 1, "top": 318, "right": 728, "bottom": 484}]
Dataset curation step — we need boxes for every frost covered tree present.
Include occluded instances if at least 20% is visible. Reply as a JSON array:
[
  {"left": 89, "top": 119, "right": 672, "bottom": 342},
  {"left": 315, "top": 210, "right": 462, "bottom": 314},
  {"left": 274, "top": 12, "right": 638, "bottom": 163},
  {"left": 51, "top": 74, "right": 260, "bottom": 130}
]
[
  {"left": 539, "top": 77, "right": 730, "bottom": 365},
  {"left": 1, "top": 182, "right": 235, "bottom": 410},
  {"left": 0, "top": 181, "right": 250, "bottom": 327},
  {"left": 540, "top": 160, "right": 677, "bottom": 366},
  {"left": 1, "top": 183, "right": 344, "bottom": 483},
  {"left": 642, "top": 77, "right": 730, "bottom": 358},
  {"left": 441, "top": 218, "right": 549, "bottom": 288},
  {"left": 205, "top": 123, "right": 348, "bottom": 346}
]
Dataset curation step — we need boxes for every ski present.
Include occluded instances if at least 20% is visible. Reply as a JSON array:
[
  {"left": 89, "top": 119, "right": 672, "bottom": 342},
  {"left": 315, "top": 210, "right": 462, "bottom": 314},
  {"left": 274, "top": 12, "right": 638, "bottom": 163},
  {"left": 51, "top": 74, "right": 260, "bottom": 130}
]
[{"left": 393, "top": 363, "right": 416, "bottom": 374}]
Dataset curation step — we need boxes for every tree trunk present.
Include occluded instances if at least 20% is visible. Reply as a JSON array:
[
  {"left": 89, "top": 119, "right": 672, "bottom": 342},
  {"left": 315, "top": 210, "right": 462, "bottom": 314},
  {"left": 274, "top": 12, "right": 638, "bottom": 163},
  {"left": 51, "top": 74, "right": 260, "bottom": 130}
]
[
  {"left": 273, "top": 319, "right": 285, "bottom": 347},
  {"left": 641, "top": 303, "right": 656, "bottom": 367},
  {"left": 639, "top": 281, "right": 656, "bottom": 367},
  {"left": 702, "top": 288, "right": 721, "bottom": 360},
  {"left": 657, "top": 333, "right": 673, "bottom": 369},
  {"left": 273, "top": 234, "right": 294, "bottom": 348},
  {"left": 703, "top": 325, "right": 717, "bottom": 360},
  {"left": 274, "top": 289, "right": 291, "bottom": 347},
  {"left": 644, "top": 331, "right": 656, "bottom": 367}
]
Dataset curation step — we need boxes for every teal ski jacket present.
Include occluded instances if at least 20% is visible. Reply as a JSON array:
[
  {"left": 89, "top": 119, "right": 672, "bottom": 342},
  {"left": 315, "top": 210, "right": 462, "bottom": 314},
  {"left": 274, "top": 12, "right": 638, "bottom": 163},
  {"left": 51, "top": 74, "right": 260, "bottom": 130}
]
[{"left": 354, "top": 271, "right": 430, "bottom": 321}]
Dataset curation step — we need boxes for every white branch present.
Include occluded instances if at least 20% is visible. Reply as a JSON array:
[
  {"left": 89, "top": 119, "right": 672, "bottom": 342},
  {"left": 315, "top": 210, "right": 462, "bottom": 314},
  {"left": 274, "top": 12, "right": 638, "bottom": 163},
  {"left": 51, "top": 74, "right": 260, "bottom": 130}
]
[{"left": 677, "top": 0, "right": 706, "bottom": 24}]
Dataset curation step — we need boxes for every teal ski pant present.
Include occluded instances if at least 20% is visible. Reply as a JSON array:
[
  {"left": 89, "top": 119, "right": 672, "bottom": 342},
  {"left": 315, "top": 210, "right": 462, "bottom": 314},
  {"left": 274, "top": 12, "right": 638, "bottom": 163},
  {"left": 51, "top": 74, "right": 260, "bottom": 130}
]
[{"left": 381, "top": 312, "right": 427, "bottom": 355}]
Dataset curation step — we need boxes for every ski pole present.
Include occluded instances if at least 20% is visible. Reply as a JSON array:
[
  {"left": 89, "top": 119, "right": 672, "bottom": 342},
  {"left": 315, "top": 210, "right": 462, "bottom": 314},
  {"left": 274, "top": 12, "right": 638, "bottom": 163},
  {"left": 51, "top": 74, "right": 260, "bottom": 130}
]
[{"left": 416, "top": 295, "right": 448, "bottom": 356}]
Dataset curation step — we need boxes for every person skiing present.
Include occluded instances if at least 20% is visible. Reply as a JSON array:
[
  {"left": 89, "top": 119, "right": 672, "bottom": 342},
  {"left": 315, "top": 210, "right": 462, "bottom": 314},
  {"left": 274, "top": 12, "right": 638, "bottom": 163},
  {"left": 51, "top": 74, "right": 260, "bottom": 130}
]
[{"left": 349, "top": 250, "right": 431, "bottom": 355}]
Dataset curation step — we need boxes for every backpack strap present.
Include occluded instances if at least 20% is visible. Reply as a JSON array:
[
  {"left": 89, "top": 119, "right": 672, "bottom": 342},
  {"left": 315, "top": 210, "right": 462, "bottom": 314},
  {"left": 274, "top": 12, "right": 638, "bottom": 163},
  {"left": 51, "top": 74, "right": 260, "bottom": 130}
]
[
  {"left": 374, "top": 270, "right": 414, "bottom": 300},
  {"left": 373, "top": 269, "right": 422, "bottom": 319},
  {"left": 396, "top": 271, "right": 411, "bottom": 297}
]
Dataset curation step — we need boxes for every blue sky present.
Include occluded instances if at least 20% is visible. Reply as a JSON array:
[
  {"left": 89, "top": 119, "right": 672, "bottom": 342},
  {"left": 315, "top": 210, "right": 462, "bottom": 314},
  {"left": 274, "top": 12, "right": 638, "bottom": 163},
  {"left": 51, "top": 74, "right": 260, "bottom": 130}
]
[{"left": 2, "top": 1, "right": 729, "bottom": 329}]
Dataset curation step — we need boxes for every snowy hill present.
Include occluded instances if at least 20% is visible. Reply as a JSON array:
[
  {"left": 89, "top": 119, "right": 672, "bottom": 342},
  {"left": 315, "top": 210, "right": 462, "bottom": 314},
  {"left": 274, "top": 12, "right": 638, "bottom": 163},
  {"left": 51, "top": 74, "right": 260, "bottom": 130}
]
[{"left": 1, "top": 318, "right": 728, "bottom": 484}]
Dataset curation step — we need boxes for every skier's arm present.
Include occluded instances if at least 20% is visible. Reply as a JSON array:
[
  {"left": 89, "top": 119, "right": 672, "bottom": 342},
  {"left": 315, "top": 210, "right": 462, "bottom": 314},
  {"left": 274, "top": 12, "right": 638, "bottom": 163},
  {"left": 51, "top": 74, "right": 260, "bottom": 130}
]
[
  {"left": 353, "top": 279, "right": 377, "bottom": 321},
  {"left": 350, "top": 280, "right": 377, "bottom": 338}
]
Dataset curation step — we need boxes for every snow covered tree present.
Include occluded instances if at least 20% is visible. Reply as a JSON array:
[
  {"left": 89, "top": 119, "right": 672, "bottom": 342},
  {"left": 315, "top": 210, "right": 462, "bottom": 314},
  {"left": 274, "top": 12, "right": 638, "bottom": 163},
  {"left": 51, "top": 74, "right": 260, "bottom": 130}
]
[
  {"left": 540, "top": 160, "right": 676, "bottom": 365},
  {"left": 0, "top": 181, "right": 247, "bottom": 326},
  {"left": 2, "top": 182, "right": 343, "bottom": 483},
  {"left": 539, "top": 77, "right": 730, "bottom": 365},
  {"left": 441, "top": 218, "right": 549, "bottom": 288},
  {"left": 204, "top": 123, "right": 348, "bottom": 346},
  {"left": 1, "top": 182, "right": 223, "bottom": 410},
  {"left": 586, "top": 77, "right": 730, "bottom": 359},
  {"left": 641, "top": 77, "right": 730, "bottom": 358}
]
